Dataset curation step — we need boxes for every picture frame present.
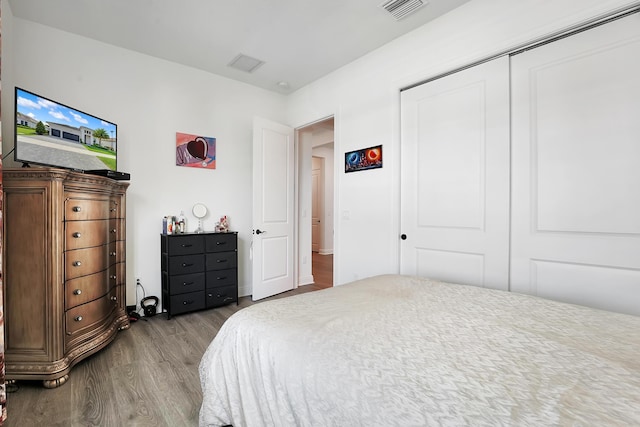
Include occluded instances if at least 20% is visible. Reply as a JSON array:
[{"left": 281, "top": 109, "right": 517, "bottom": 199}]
[
  {"left": 345, "top": 144, "right": 382, "bottom": 173},
  {"left": 176, "top": 132, "right": 216, "bottom": 169}
]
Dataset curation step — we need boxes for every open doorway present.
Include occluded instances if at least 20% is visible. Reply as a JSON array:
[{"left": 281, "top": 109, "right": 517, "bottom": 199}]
[{"left": 297, "top": 117, "right": 334, "bottom": 289}]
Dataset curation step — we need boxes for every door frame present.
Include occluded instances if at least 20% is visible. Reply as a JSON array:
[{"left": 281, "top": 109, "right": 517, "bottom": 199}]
[
  {"left": 294, "top": 115, "right": 337, "bottom": 289},
  {"left": 311, "top": 155, "right": 324, "bottom": 253}
]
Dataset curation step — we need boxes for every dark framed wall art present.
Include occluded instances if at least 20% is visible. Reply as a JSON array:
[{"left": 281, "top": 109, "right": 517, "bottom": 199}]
[{"left": 345, "top": 145, "right": 382, "bottom": 173}]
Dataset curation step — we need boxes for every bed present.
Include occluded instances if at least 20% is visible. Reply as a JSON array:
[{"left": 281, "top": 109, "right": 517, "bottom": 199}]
[{"left": 199, "top": 274, "right": 640, "bottom": 426}]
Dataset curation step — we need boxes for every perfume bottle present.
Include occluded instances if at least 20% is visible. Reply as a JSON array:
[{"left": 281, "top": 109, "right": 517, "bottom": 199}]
[{"left": 177, "top": 211, "right": 186, "bottom": 233}]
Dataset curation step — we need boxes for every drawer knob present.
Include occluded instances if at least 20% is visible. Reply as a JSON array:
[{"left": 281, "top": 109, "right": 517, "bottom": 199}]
[
  {"left": 73, "top": 261, "right": 82, "bottom": 267},
  {"left": 74, "top": 316, "right": 83, "bottom": 322},
  {"left": 72, "top": 232, "right": 82, "bottom": 238},
  {"left": 111, "top": 229, "right": 117, "bottom": 233},
  {"left": 111, "top": 296, "right": 117, "bottom": 301},
  {"left": 181, "top": 262, "right": 194, "bottom": 268},
  {"left": 110, "top": 275, "right": 117, "bottom": 280},
  {"left": 182, "top": 300, "right": 194, "bottom": 305},
  {"left": 73, "top": 289, "right": 82, "bottom": 295},
  {"left": 216, "top": 241, "right": 226, "bottom": 245},
  {"left": 216, "top": 259, "right": 227, "bottom": 263},
  {"left": 183, "top": 281, "right": 194, "bottom": 287},
  {"left": 110, "top": 207, "right": 117, "bottom": 212},
  {"left": 72, "top": 206, "right": 82, "bottom": 212},
  {"left": 216, "top": 276, "right": 227, "bottom": 281},
  {"left": 181, "top": 244, "right": 193, "bottom": 248},
  {"left": 110, "top": 251, "right": 117, "bottom": 256}
]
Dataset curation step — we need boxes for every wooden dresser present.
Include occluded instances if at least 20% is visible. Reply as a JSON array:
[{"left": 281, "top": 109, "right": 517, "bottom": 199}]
[
  {"left": 2, "top": 168, "right": 129, "bottom": 388},
  {"left": 161, "top": 232, "right": 238, "bottom": 319}
]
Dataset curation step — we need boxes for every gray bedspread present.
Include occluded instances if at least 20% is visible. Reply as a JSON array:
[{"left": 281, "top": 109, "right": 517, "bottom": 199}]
[{"left": 199, "top": 274, "right": 640, "bottom": 426}]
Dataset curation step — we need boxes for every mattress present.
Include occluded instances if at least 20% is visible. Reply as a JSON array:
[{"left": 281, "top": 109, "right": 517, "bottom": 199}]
[{"left": 199, "top": 274, "right": 640, "bottom": 426}]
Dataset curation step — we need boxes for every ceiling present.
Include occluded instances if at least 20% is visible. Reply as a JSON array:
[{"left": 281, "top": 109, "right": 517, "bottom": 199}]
[{"left": 7, "top": 0, "right": 471, "bottom": 94}]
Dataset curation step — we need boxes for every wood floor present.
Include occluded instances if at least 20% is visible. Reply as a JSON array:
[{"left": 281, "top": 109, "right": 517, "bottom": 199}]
[
  {"left": 3, "top": 255, "right": 333, "bottom": 427},
  {"left": 312, "top": 252, "right": 333, "bottom": 289}
]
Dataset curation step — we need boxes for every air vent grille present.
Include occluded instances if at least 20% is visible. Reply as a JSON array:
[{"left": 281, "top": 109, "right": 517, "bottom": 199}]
[
  {"left": 380, "top": 0, "right": 427, "bottom": 20},
  {"left": 227, "top": 54, "right": 265, "bottom": 73}
]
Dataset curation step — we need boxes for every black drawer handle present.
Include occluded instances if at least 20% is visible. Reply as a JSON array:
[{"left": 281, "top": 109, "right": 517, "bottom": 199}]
[
  {"left": 182, "top": 281, "right": 195, "bottom": 287},
  {"left": 182, "top": 300, "right": 194, "bottom": 305},
  {"left": 181, "top": 244, "right": 193, "bottom": 248},
  {"left": 181, "top": 262, "right": 194, "bottom": 267},
  {"left": 216, "top": 259, "right": 227, "bottom": 263},
  {"left": 216, "top": 276, "right": 227, "bottom": 281},
  {"left": 216, "top": 241, "right": 226, "bottom": 245}
]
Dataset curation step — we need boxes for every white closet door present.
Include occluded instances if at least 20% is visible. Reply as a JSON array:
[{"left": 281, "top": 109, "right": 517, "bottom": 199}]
[
  {"left": 400, "top": 56, "right": 510, "bottom": 290},
  {"left": 510, "top": 13, "right": 640, "bottom": 315}
]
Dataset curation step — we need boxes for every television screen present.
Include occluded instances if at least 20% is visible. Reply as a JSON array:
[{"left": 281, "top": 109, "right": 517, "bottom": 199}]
[{"left": 14, "top": 87, "right": 117, "bottom": 171}]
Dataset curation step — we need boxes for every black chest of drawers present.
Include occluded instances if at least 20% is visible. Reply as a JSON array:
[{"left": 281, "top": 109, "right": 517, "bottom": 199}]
[{"left": 160, "top": 232, "right": 238, "bottom": 319}]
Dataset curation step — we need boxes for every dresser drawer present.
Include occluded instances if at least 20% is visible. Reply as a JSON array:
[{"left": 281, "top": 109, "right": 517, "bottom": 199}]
[
  {"left": 167, "top": 235, "right": 205, "bottom": 255},
  {"left": 65, "top": 220, "right": 109, "bottom": 250},
  {"left": 65, "top": 271, "right": 112, "bottom": 309},
  {"left": 206, "top": 285, "right": 237, "bottom": 308},
  {"left": 206, "top": 251, "right": 237, "bottom": 270},
  {"left": 112, "top": 261, "right": 125, "bottom": 287},
  {"left": 169, "top": 291, "right": 206, "bottom": 315},
  {"left": 168, "top": 272, "right": 205, "bottom": 295},
  {"left": 109, "top": 218, "right": 124, "bottom": 242},
  {"left": 109, "top": 198, "right": 122, "bottom": 219},
  {"left": 167, "top": 254, "right": 205, "bottom": 275},
  {"left": 65, "top": 288, "right": 118, "bottom": 337},
  {"left": 65, "top": 196, "right": 110, "bottom": 220},
  {"left": 206, "top": 268, "right": 237, "bottom": 288},
  {"left": 205, "top": 233, "right": 237, "bottom": 253},
  {"left": 108, "top": 241, "right": 125, "bottom": 266},
  {"left": 65, "top": 246, "right": 109, "bottom": 280}
]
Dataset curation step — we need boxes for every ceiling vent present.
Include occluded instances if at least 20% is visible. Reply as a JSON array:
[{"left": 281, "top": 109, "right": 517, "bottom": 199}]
[
  {"left": 227, "top": 54, "right": 265, "bottom": 73},
  {"left": 380, "top": 0, "right": 427, "bottom": 20}
]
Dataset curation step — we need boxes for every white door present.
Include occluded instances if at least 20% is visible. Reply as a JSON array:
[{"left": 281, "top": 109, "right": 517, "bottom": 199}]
[
  {"left": 400, "top": 56, "right": 511, "bottom": 290},
  {"left": 311, "top": 156, "right": 322, "bottom": 252},
  {"left": 252, "top": 117, "right": 295, "bottom": 300},
  {"left": 510, "top": 13, "right": 640, "bottom": 315}
]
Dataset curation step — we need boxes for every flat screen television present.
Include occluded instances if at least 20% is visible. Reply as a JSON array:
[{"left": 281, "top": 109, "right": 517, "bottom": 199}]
[{"left": 14, "top": 87, "right": 117, "bottom": 171}]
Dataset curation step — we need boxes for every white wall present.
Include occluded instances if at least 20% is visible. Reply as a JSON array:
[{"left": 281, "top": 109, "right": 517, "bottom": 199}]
[
  {"left": 1, "top": 2, "right": 288, "bottom": 307},
  {"left": 2, "top": 0, "right": 638, "bottom": 302},
  {"left": 285, "top": 0, "right": 639, "bottom": 286}
]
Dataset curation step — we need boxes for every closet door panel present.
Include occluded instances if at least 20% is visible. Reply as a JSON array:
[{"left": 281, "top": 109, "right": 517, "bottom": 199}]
[
  {"left": 400, "top": 56, "right": 510, "bottom": 290},
  {"left": 510, "top": 13, "right": 640, "bottom": 315}
]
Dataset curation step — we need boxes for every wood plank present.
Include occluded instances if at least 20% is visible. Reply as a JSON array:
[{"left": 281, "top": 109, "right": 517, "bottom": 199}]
[{"left": 3, "top": 288, "right": 320, "bottom": 426}]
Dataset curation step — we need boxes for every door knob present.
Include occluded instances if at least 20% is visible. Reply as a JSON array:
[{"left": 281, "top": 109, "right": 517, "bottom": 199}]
[{"left": 255, "top": 229, "right": 266, "bottom": 235}]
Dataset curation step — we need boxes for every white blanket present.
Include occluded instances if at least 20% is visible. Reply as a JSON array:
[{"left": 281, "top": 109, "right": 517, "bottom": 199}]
[{"left": 199, "top": 274, "right": 640, "bottom": 426}]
